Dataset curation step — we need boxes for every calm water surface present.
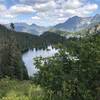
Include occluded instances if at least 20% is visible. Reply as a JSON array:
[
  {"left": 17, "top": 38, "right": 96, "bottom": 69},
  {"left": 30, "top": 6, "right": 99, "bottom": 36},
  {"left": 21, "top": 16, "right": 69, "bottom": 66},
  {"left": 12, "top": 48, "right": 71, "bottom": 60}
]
[{"left": 22, "top": 46, "right": 58, "bottom": 76}]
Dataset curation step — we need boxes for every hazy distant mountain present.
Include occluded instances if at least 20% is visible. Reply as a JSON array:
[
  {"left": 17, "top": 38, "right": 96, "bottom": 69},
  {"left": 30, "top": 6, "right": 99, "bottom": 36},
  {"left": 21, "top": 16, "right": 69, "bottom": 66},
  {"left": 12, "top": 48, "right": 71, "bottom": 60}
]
[
  {"left": 92, "top": 14, "right": 100, "bottom": 23},
  {"left": 54, "top": 14, "right": 100, "bottom": 32},
  {"left": 29, "top": 24, "right": 49, "bottom": 35},
  {"left": 5, "top": 14, "right": 100, "bottom": 35},
  {"left": 5, "top": 23, "right": 49, "bottom": 35}
]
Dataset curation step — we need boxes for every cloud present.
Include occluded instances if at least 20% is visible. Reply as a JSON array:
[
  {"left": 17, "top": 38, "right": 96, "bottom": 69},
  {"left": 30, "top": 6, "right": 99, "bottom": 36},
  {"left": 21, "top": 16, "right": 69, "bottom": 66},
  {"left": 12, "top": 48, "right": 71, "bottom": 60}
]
[
  {"left": 63, "top": 0, "right": 83, "bottom": 9},
  {"left": 9, "top": 4, "right": 35, "bottom": 14},
  {"left": 33, "top": 1, "right": 56, "bottom": 12},
  {"left": 29, "top": 0, "right": 98, "bottom": 26},
  {"left": 0, "top": 4, "right": 35, "bottom": 17},
  {"left": 4, "top": 14, "right": 14, "bottom": 18},
  {"left": 32, "top": 16, "right": 41, "bottom": 20},
  {"left": 19, "top": 0, "right": 51, "bottom": 4},
  {"left": 0, "top": 4, "right": 35, "bottom": 24},
  {"left": 83, "top": 4, "right": 98, "bottom": 12},
  {"left": 75, "top": 3, "right": 98, "bottom": 16},
  {"left": 0, "top": 0, "right": 99, "bottom": 26},
  {"left": 0, "top": 4, "right": 6, "bottom": 12},
  {"left": 0, "top": 4, "right": 14, "bottom": 19}
]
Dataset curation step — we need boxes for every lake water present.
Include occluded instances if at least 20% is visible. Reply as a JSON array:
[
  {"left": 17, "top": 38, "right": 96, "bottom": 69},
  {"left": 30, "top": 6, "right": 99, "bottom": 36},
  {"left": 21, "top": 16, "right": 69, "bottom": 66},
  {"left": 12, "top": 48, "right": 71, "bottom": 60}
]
[{"left": 22, "top": 46, "right": 58, "bottom": 76}]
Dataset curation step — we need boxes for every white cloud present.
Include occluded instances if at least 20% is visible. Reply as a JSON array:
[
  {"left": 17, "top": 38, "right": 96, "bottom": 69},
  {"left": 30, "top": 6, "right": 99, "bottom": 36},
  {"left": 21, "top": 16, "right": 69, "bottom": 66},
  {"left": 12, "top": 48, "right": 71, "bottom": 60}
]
[
  {"left": 0, "top": 4, "right": 35, "bottom": 19},
  {"left": 33, "top": 1, "right": 57, "bottom": 12},
  {"left": 9, "top": 4, "right": 35, "bottom": 14},
  {"left": 19, "top": 0, "right": 52, "bottom": 4},
  {"left": 0, "top": 4, "right": 15, "bottom": 19},
  {"left": 4, "top": 14, "right": 14, "bottom": 18},
  {"left": 29, "top": 0, "right": 98, "bottom": 26},
  {"left": 0, "top": 4, "right": 6, "bottom": 12},
  {"left": 63, "top": 0, "right": 83, "bottom": 9},
  {"left": 32, "top": 16, "right": 41, "bottom": 20},
  {"left": 83, "top": 4, "right": 98, "bottom": 12},
  {"left": 0, "top": 0, "right": 99, "bottom": 26},
  {"left": 57, "top": 17, "right": 68, "bottom": 21},
  {"left": 75, "top": 3, "right": 98, "bottom": 17}
]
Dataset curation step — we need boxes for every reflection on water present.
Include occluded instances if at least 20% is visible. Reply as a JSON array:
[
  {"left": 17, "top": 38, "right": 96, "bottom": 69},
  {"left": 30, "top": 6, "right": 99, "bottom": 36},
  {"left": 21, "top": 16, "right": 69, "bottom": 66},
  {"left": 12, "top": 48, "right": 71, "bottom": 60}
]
[{"left": 22, "top": 46, "right": 58, "bottom": 76}]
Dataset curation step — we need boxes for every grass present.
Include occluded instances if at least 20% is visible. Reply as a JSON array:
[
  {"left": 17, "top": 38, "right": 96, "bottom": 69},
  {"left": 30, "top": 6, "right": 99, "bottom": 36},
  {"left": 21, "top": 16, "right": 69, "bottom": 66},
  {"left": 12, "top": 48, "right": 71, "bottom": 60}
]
[{"left": 0, "top": 77, "right": 45, "bottom": 100}]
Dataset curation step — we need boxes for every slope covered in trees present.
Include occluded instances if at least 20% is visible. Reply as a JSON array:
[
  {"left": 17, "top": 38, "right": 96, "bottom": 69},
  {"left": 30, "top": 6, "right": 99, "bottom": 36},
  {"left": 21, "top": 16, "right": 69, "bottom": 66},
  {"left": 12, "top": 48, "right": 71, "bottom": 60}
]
[
  {"left": 0, "top": 23, "right": 100, "bottom": 99},
  {"left": 0, "top": 24, "right": 66, "bottom": 80},
  {"left": 34, "top": 33, "right": 100, "bottom": 100},
  {"left": 0, "top": 26, "right": 29, "bottom": 79}
]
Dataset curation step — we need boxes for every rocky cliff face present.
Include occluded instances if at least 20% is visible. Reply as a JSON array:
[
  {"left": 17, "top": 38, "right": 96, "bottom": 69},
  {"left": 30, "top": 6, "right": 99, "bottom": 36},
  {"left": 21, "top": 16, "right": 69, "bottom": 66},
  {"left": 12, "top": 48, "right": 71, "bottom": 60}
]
[
  {"left": 89, "top": 23, "right": 100, "bottom": 34},
  {"left": 96, "top": 24, "right": 100, "bottom": 32},
  {"left": 54, "top": 14, "right": 100, "bottom": 32}
]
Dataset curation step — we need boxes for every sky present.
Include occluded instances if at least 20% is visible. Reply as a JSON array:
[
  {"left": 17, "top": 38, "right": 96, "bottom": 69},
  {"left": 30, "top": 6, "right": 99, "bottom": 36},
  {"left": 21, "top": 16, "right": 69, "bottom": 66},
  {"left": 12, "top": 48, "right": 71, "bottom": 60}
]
[{"left": 0, "top": 0, "right": 99, "bottom": 26}]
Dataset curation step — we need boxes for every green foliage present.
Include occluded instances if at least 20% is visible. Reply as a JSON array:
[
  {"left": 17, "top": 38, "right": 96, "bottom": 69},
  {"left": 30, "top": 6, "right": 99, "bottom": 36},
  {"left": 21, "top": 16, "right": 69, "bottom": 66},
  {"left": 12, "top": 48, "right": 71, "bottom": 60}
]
[
  {"left": 0, "top": 24, "right": 100, "bottom": 100},
  {"left": 0, "top": 35, "right": 28, "bottom": 80},
  {"left": 0, "top": 24, "right": 66, "bottom": 53},
  {"left": 0, "top": 24, "right": 65, "bottom": 80},
  {"left": 0, "top": 77, "right": 45, "bottom": 100},
  {"left": 34, "top": 34, "right": 100, "bottom": 100}
]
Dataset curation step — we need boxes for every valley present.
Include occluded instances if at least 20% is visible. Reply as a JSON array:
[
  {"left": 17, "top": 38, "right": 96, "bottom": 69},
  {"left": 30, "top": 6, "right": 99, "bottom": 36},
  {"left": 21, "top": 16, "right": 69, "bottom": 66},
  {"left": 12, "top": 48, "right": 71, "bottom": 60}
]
[{"left": 0, "top": 13, "right": 100, "bottom": 99}]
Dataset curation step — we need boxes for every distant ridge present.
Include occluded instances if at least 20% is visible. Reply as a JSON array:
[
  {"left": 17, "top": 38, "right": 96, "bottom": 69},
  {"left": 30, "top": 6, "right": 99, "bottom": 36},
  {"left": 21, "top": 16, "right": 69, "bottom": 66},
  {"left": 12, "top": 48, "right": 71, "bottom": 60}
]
[
  {"left": 5, "top": 23, "right": 49, "bottom": 36},
  {"left": 4, "top": 14, "right": 100, "bottom": 34},
  {"left": 54, "top": 14, "right": 100, "bottom": 32}
]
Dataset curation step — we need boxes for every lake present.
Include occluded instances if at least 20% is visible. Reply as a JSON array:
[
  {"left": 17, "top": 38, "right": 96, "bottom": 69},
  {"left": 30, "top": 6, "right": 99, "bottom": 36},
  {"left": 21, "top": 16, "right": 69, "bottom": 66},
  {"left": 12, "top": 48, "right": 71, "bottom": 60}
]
[{"left": 22, "top": 46, "right": 58, "bottom": 76}]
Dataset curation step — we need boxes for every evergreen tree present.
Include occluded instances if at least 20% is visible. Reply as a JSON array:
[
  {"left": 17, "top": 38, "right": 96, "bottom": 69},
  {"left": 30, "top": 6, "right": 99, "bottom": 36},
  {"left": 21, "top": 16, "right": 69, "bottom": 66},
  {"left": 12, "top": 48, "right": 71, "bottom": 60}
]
[
  {"left": 0, "top": 36, "right": 28, "bottom": 80},
  {"left": 10, "top": 23, "right": 15, "bottom": 31},
  {"left": 34, "top": 34, "right": 100, "bottom": 100}
]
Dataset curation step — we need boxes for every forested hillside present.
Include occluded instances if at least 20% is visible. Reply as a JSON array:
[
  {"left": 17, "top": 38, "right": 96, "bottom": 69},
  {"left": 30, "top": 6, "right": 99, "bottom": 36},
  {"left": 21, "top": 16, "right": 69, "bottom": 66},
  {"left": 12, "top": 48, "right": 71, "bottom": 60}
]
[
  {"left": 0, "top": 23, "right": 100, "bottom": 99},
  {"left": 0, "top": 24, "right": 65, "bottom": 80},
  {"left": 0, "top": 0, "right": 100, "bottom": 99},
  {"left": 34, "top": 32, "right": 100, "bottom": 100}
]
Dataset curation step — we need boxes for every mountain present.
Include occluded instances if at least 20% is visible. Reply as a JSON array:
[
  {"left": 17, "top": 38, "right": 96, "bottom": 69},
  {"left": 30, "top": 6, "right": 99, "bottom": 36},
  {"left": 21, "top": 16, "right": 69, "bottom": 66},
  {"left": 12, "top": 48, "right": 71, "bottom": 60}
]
[
  {"left": 40, "top": 31, "right": 66, "bottom": 44},
  {"left": 54, "top": 14, "right": 100, "bottom": 32},
  {"left": 28, "top": 24, "right": 49, "bottom": 35},
  {"left": 88, "top": 23, "right": 100, "bottom": 34},
  {"left": 5, "top": 14, "right": 100, "bottom": 35},
  {"left": 0, "top": 24, "right": 40, "bottom": 53},
  {"left": 92, "top": 14, "right": 100, "bottom": 23},
  {"left": 5, "top": 23, "right": 49, "bottom": 35}
]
